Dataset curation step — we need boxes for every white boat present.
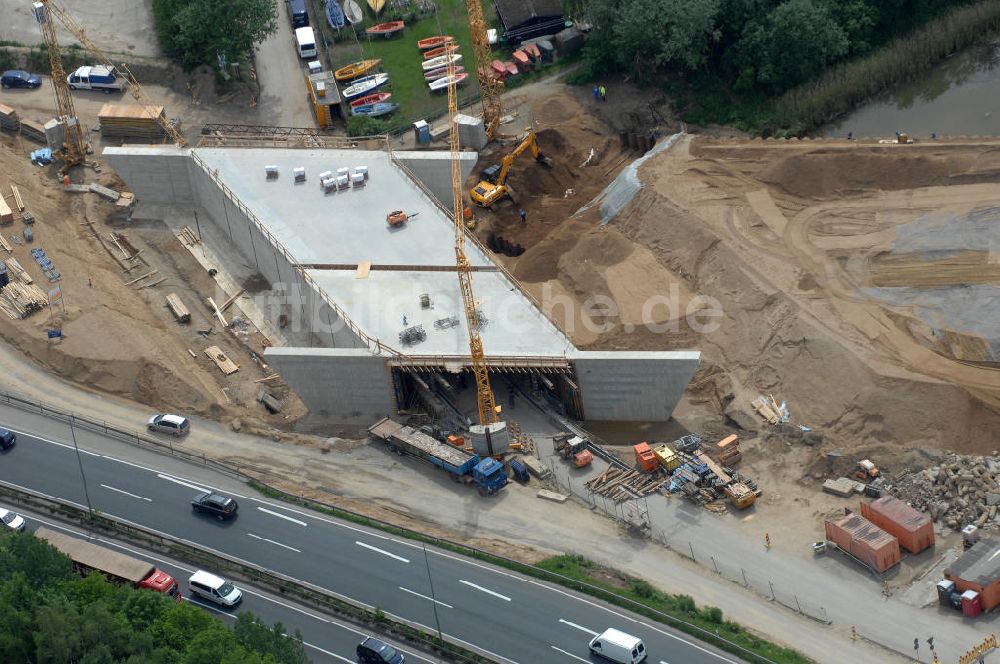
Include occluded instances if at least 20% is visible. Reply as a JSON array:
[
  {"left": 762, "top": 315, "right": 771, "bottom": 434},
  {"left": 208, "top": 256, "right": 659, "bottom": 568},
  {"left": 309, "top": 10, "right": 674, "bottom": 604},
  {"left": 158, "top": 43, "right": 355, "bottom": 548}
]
[
  {"left": 421, "top": 53, "right": 462, "bottom": 71},
  {"left": 342, "top": 72, "right": 389, "bottom": 99},
  {"left": 428, "top": 72, "right": 468, "bottom": 91},
  {"left": 343, "top": 0, "right": 363, "bottom": 24}
]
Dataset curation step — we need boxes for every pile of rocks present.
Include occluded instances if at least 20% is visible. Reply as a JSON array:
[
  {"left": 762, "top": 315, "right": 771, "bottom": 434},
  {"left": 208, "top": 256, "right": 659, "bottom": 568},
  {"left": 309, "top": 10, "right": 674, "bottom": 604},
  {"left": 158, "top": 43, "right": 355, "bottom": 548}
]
[{"left": 886, "top": 453, "right": 1000, "bottom": 530}]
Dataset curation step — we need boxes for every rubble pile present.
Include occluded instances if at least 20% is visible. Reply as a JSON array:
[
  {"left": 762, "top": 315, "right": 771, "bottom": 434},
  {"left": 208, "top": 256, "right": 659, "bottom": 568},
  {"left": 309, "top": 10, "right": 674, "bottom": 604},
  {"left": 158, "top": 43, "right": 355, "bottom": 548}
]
[{"left": 886, "top": 453, "right": 1000, "bottom": 530}]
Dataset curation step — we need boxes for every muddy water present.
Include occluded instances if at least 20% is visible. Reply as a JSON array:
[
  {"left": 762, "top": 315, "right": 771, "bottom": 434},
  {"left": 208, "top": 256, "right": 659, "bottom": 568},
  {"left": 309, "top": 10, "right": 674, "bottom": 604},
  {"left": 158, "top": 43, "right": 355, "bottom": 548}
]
[{"left": 823, "top": 42, "right": 1000, "bottom": 138}]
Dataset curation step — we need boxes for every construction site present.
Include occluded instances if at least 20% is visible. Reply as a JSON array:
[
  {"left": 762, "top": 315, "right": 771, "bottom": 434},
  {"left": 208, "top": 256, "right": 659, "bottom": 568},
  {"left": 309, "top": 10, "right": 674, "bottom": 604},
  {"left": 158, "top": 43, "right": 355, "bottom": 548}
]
[{"left": 6, "top": 0, "right": 1000, "bottom": 660}]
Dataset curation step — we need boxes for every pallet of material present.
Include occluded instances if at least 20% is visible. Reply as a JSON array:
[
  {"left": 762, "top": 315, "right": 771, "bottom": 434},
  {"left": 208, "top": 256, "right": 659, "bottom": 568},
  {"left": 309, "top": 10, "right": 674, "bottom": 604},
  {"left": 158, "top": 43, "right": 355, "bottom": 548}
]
[
  {"left": 19, "top": 119, "right": 46, "bottom": 144},
  {"left": 166, "top": 293, "right": 191, "bottom": 323},
  {"left": 0, "top": 282, "right": 48, "bottom": 319},
  {"left": 0, "top": 195, "right": 11, "bottom": 225},
  {"left": 98, "top": 104, "right": 166, "bottom": 139},
  {"left": 0, "top": 104, "right": 19, "bottom": 132},
  {"left": 204, "top": 346, "right": 239, "bottom": 375}
]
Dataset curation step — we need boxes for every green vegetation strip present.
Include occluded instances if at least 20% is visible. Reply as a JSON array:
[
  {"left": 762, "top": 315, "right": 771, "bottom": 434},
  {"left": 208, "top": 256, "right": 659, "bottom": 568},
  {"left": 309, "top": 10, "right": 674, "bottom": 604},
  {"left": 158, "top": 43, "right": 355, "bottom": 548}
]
[
  {"left": 768, "top": 0, "right": 1000, "bottom": 135},
  {"left": 248, "top": 480, "right": 812, "bottom": 664}
]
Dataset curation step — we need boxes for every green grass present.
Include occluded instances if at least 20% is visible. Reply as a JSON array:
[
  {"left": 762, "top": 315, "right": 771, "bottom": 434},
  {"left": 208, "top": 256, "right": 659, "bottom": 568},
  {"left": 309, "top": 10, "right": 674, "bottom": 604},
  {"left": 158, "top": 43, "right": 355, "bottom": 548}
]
[
  {"left": 310, "top": 0, "right": 551, "bottom": 131},
  {"left": 247, "top": 479, "right": 811, "bottom": 664}
]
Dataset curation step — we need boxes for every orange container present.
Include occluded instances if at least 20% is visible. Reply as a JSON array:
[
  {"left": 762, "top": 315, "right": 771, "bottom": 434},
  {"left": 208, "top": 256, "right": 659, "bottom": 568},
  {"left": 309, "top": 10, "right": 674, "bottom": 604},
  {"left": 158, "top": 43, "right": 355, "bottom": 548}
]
[
  {"left": 447, "top": 435, "right": 465, "bottom": 447},
  {"left": 945, "top": 537, "right": 1000, "bottom": 611},
  {"left": 574, "top": 449, "right": 593, "bottom": 468},
  {"left": 860, "top": 496, "right": 934, "bottom": 554},
  {"left": 633, "top": 442, "right": 657, "bottom": 472},
  {"left": 824, "top": 513, "right": 900, "bottom": 572}
]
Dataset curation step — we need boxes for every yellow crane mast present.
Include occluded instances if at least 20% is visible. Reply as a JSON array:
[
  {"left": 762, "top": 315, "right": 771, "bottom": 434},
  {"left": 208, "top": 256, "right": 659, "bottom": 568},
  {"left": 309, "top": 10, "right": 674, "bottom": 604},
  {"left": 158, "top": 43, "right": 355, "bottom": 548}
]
[
  {"left": 31, "top": 1, "right": 86, "bottom": 171},
  {"left": 38, "top": 0, "right": 188, "bottom": 148},
  {"left": 446, "top": 56, "right": 499, "bottom": 425},
  {"left": 465, "top": 0, "right": 503, "bottom": 141}
]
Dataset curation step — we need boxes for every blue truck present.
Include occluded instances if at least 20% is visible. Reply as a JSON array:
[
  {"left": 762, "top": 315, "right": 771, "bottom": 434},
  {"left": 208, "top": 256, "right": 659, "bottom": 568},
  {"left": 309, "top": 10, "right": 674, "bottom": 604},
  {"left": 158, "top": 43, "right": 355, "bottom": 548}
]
[{"left": 368, "top": 417, "right": 508, "bottom": 496}]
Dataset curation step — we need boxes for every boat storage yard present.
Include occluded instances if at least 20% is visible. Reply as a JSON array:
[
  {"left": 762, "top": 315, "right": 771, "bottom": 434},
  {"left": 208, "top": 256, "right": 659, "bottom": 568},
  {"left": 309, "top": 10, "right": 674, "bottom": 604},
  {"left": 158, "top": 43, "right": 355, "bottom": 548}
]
[{"left": 104, "top": 142, "right": 699, "bottom": 424}]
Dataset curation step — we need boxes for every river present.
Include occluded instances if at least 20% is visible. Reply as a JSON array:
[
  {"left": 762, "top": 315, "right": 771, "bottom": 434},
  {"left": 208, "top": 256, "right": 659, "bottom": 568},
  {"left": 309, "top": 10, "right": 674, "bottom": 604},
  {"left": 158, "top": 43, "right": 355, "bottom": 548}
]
[{"left": 823, "top": 41, "right": 1000, "bottom": 138}]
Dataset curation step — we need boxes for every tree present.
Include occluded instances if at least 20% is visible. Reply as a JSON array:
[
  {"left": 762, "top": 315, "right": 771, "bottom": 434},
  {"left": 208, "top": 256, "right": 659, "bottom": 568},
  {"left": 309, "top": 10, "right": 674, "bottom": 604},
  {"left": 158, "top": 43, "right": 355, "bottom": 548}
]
[{"left": 152, "top": 0, "right": 278, "bottom": 71}]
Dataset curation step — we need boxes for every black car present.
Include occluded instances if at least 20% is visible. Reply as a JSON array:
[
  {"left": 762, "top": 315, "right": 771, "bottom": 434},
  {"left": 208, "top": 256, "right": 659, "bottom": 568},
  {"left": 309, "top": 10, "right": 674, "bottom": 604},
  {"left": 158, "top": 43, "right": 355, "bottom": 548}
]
[
  {"left": 1, "top": 70, "right": 42, "bottom": 89},
  {"left": 191, "top": 492, "right": 238, "bottom": 520},
  {"left": 0, "top": 428, "right": 15, "bottom": 451},
  {"left": 357, "top": 637, "right": 404, "bottom": 664}
]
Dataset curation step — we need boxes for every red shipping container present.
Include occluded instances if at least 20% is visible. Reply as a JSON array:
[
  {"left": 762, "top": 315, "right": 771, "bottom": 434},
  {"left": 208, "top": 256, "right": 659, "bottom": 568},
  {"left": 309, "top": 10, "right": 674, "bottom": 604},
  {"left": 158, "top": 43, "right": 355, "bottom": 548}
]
[
  {"left": 944, "top": 538, "right": 1000, "bottom": 611},
  {"left": 860, "top": 496, "right": 935, "bottom": 554},
  {"left": 962, "top": 589, "right": 982, "bottom": 617},
  {"left": 825, "top": 513, "right": 901, "bottom": 573}
]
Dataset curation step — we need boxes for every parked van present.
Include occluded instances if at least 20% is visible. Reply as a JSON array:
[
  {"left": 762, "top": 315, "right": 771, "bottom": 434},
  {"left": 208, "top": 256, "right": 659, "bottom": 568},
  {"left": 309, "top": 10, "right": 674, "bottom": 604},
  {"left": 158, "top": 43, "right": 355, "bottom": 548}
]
[
  {"left": 188, "top": 570, "right": 243, "bottom": 607},
  {"left": 295, "top": 27, "right": 317, "bottom": 59},
  {"left": 588, "top": 628, "right": 647, "bottom": 664},
  {"left": 288, "top": 0, "right": 309, "bottom": 27}
]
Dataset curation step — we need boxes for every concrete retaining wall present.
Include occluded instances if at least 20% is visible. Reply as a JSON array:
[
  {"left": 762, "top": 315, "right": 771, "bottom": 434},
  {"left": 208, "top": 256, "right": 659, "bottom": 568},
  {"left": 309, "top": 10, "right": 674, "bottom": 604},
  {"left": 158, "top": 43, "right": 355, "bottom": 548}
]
[
  {"left": 570, "top": 350, "right": 700, "bottom": 421},
  {"left": 103, "top": 146, "right": 194, "bottom": 205},
  {"left": 264, "top": 347, "right": 393, "bottom": 421}
]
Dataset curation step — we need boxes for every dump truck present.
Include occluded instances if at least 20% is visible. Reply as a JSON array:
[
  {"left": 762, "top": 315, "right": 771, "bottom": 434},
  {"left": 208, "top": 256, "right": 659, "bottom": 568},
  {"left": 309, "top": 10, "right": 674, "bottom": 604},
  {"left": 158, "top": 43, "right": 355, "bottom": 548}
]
[
  {"left": 67, "top": 66, "right": 125, "bottom": 93},
  {"left": 368, "top": 417, "right": 508, "bottom": 496},
  {"left": 34, "top": 526, "right": 180, "bottom": 597}
]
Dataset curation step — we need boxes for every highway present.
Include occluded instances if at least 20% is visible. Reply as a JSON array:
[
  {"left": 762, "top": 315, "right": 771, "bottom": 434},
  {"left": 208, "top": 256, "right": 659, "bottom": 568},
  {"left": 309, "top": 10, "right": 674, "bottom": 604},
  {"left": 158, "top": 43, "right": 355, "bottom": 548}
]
[
  {"left": 0, "top": 425, "right": 746, "bottom": 664},
  {"left": 16, "top": 512, "right": 424, "bottom": 664}
]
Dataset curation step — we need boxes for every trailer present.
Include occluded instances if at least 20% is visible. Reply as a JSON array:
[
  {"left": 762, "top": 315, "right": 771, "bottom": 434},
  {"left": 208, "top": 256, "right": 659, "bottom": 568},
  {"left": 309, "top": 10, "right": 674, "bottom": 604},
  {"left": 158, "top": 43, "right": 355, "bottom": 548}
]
[
  {"left": 34, "top": 527, "right": 179, "bottom": 597},
  {"left": 369, "top": 417, "right": 507, "bottom": 495}
]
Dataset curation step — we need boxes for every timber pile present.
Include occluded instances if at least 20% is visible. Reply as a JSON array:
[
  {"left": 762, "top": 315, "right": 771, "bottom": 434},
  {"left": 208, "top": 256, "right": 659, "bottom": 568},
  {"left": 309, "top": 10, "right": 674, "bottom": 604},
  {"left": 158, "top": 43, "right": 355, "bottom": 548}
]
[
  {"left": 0, "top": 194, "right": 11, "bottom": 225},
  {"left": 585, "top": 466, "right": 668, "bottom": 502},
  {"left": 0, "top": 104, "right": 19, "bottom": 132},
  {"left": 5, "top": 258, "right": 33, "bottom": 284},
  {"left": 98, "top": 104, "right": 165, "bottom": 139},
  {"left": 19, "top": 120, "right": 46, "bottom": 144},
  {"left": 205, "top": 345, "right": 239, "bottom": 375},
  {"left": 166, "top": 293, "right": 191, "bottom": 323},
  {"left": 0, "top": 282, "right": 48, "bottom": 319}
]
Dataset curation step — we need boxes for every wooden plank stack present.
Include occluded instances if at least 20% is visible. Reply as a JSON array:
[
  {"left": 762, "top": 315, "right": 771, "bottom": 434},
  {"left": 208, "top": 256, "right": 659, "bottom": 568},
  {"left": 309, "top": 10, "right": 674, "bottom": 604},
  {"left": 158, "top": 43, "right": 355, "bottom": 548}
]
[
  {"left": 98, "top": 104, "right": 165, "bottom": 140},
  {"left": 0, "top": 194, "right": 11, "bottom": 225},
  {"left": 0, "top": 104, "right": 19, "bottom": 132},
  {"left": 205, "top": 346, "right": 239, "bottom": 374},
  {"left": 0, "top": 282, "right": 48, "bottom": 319},
  {"left": 166, "top": 293, "right": 191, "bottom": 323},
  {"left": 585, "top": 466, "right": 669, "bottom": 503},
  {"left": 5, "top": 258, "right": 33, "bottom": 284},
  {"left": 19, "top": 120, "right": 46, "bottom": 144}
]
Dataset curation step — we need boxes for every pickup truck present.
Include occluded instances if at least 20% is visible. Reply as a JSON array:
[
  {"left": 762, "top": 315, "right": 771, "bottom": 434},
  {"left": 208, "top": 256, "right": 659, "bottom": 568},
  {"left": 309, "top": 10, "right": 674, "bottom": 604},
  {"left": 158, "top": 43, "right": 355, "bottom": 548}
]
[{"left": 67, "top": 65, "right": 125, "bottom": 93}]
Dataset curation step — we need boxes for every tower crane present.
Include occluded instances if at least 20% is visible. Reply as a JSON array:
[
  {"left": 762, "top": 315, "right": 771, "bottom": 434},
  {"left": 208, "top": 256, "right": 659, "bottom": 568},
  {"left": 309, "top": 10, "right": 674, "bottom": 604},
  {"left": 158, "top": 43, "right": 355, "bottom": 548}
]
[
  {"left": 445, "top": 55, "right": 499, "bottom": 426},
  {"left": 31, "top": 1, "right": 87, "bottom": 171},
  {"left": 33, "top": 0, "right": 187, "bottom": 149},
  {"left": 464, "top": 0, "right": 503, "bottom": 141}
]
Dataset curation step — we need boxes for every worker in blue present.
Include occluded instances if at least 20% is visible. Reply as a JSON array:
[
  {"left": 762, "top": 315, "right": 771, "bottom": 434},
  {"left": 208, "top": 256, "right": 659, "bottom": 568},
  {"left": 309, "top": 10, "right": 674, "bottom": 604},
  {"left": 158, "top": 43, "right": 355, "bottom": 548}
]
[
  {"left": 592, "top": 85, "right": 599, "bottom": 100},
  {"left": 518, "top": 208, "right": 527, "bottom": 225}
]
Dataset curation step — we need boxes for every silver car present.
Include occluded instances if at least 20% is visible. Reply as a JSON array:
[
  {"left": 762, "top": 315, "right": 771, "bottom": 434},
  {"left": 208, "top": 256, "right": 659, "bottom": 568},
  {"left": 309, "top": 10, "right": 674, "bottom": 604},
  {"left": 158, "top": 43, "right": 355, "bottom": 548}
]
[
  {"left": 0, "top": 508, "right": 25, "bottom": 532},
  {"left": 147, "top": 413, "right": 190, "bottom": 437}
]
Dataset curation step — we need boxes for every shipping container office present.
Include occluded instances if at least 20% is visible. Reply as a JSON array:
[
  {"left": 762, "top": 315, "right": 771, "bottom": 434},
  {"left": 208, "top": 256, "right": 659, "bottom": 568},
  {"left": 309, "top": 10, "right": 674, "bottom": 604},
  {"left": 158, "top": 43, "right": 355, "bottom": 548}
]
[
  {"left": 945, "top": 537, "right": 1000, "bottom": 611},
  {"left": 860, "top": 496, "right": 934, "bottom": 554},
  {"left": 825, "top": 513, "right": 900, "bottom": 573}
]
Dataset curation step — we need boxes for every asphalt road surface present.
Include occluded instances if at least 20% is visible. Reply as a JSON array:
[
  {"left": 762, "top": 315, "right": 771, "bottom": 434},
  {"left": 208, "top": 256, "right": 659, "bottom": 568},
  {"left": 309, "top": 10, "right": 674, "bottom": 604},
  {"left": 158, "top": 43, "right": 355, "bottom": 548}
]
[{"left": 0, "top": 425, "right": 746, "bottom": 664}]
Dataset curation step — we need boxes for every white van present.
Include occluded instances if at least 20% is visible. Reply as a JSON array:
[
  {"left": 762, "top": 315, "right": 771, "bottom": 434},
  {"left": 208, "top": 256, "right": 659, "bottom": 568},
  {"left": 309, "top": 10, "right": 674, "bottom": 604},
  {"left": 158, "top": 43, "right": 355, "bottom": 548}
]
[
  {"left": 188, "top": 570, "right": 243, "bottom": 607},
  {"left": 588, "top": 628, "right": 647, "bottom": 663},
  {"left": 295, "top": 27, "right": 317, "bottom": 59}
]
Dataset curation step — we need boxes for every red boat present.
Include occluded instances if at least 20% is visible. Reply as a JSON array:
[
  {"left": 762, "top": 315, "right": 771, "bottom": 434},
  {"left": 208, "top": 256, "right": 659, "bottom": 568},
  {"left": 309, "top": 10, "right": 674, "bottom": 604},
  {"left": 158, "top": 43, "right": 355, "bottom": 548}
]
[
  {"left": 523, "top": 43, "right": 541, "bottom": 61},
  {"left": 416, "top": 35, "right": 453, "bottom": 50},
  {"left": 504, "top": 61, "right": 519, "bottom": 76},
  {"left": 349, "top": 91, "right": 392, "bottom": 109},
  {"left": 491, "top": 60, "right": 507, "bottom": 77},
  {"left": 512, "top": 50, "right": 531, "bottom": 69},
  {"left": 423, "top": 43, "right": 459, "bottom": 59},
  {"left": 424, "top": 65, "right": 464, "bottom": 81},
  {"left": 366, "top": 20, "right": 404, "bottom": 37}
]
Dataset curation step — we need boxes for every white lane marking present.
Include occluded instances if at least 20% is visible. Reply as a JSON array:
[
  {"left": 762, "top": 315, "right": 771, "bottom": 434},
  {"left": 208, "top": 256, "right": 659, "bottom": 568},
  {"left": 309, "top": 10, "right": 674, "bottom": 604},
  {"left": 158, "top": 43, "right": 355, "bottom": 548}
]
[
  {"left": 641, "top": 623, "right": 740, "bottom": 663},
  {"left": 100, "top": 484, "right": 152, "bottom": 502},
  {"left": 356, "top": 540, "right": 410, "bottom": 563},
  {"left": 302, "top": 641, "right": 352, "bottom": 663},
  {"left": 156, "top": 473, "right": 210, "bottom": 493},
  {"left": 399, "top": 586, "right": 454, "bottom": 608},
  {"left": 258, "top": 506, "right": 308, "bottom": 526},
  {"left": 660, "top": 660, "right": 672, "bottom": 664},
  {"left": 248, "top": 532, "right": 301, "bottom": 553},
  {"left": 551, "top": 646, "right": 589, "bottom": 662},
  {"left": 558, "top": 618, "right": 599, "bottom": 636},
  {"left": 459, "top": 579, "right": 511, "bottom": 601}
]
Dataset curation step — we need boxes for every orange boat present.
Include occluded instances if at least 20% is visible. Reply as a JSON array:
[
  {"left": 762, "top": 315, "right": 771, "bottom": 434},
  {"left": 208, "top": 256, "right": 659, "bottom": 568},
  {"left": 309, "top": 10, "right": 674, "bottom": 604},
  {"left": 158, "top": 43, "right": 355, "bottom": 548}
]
[
  {"left": 334, "top": 59, "right": 381, "bottom": 82},
  {"left": 366, "top": 20, "right": 405, "bottom": 38},
  {"left": 512, "top": 50, "right": 531, "bottom": 69},
  {"left": 417, "top": 35, "right": 453, "bottom": 50},
  {"left": 423, "top": 43, "right": 460, "bottom": 59}
]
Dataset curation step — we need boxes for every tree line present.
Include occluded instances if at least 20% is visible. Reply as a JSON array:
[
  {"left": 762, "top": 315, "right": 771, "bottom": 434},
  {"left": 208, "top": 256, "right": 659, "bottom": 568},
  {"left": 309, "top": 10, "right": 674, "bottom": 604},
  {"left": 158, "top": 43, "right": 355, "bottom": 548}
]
[{"left": 0, "top": 532, "right": 310, "bottom": 664}]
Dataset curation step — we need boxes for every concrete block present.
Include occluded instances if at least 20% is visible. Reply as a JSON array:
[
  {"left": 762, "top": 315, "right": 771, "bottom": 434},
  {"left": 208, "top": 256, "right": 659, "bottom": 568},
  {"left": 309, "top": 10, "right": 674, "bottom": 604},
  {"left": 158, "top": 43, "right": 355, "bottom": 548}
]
[
  {"left": 822, "top": 478, "right": 855, "bottom": 497},
  {"left": 536, "top": 489, "right": 568, "bottom": 503},
  {"left": 519, "top": 455, "right": 551, "bottom": 479}
]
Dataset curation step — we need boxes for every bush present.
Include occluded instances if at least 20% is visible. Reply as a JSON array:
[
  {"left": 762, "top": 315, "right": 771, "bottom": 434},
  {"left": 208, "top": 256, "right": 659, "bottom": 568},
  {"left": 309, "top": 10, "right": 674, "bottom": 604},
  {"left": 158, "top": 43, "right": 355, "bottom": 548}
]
[
  {"left": 675, "top": 594, "right": 696, "bottom": 614},
  {"left": 347, "top": 115, "right": 390, "bottom": 137},
  {"left": 700, "top": 606, "right": 724, "bottom": 624}
]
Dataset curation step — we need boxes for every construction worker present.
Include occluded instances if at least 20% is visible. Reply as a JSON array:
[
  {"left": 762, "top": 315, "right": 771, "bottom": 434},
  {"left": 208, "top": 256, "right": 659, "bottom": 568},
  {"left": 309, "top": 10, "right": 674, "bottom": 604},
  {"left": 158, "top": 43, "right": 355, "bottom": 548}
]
[
  {"left": 518, "top": 208, "right": 527, "bottom": 225},
  {"left": 764, "top": 532, "right": 771, "bottom": 550},
  {"left": 592, "top": 85, "right": 599, "bottom": 101},
  {"left": 599, "top": 85, "right": 607, "bottom": 101}
]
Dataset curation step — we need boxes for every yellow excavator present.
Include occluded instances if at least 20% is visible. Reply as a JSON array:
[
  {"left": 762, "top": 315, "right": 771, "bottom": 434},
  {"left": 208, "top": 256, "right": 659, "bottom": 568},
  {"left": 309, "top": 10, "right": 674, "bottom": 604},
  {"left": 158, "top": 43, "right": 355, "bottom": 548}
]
[{"left": 469, "top": 130, "right": 551, "bottom": 207}]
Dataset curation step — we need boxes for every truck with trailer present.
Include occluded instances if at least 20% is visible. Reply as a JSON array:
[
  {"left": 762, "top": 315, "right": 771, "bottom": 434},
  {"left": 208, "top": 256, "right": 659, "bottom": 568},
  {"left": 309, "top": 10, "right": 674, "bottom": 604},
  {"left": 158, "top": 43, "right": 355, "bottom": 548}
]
[
  {"left": 368, "top": 417, "right": 508, "bottom": 496},
  {"left": 34, "top": 526, "right": 180, "bottom": 597},
  {"left": 67, "top": 66, "right": 125, "bottom": 93}
]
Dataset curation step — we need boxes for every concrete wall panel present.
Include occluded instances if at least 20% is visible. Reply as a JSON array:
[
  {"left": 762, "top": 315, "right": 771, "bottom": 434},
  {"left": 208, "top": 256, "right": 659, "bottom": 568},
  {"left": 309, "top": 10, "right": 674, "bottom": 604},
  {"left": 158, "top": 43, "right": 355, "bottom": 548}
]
[
  {"left": 392, "top": 151, "right": 477, "bottom": 208},
  {"left": 570, "top": 350, "right": 700, "bottom": 422}
]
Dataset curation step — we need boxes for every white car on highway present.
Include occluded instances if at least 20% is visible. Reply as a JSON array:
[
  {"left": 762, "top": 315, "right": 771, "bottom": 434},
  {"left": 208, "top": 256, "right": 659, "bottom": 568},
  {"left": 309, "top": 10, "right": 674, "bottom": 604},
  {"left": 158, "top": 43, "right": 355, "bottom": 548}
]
[{"left": 0, "top": 508, "right": 25, "bottom": 532}]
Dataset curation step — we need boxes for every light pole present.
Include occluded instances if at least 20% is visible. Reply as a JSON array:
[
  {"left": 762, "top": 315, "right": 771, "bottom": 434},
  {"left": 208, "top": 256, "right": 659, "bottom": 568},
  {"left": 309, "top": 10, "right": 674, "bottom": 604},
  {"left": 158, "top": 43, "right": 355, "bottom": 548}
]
[
  {"left": 69, "top": 417, "right": 93, "bottom": 515},
  {"left": 422, "top": 541, "right": 444, "bottom": 653}
]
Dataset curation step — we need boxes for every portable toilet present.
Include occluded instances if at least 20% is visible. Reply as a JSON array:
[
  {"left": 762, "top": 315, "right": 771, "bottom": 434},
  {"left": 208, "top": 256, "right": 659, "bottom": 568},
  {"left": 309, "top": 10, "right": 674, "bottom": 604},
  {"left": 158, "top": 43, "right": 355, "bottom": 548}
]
[
  {"left": 413, "top": 120, "right": 431, "bottom": 145},
  {"left": 962, "top": 589, "right": 982, "bottom": 617}
]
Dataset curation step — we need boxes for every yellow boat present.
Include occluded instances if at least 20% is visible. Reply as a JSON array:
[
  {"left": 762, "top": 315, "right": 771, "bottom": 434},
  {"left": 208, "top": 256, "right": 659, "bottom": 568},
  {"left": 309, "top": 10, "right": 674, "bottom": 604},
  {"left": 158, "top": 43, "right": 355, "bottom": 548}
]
[
  {"left": 334, "top": 59, "right": 382, "bottom": 82},
  {"left": 367, "top": 0, "right": 385, "bottom": 13}
]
